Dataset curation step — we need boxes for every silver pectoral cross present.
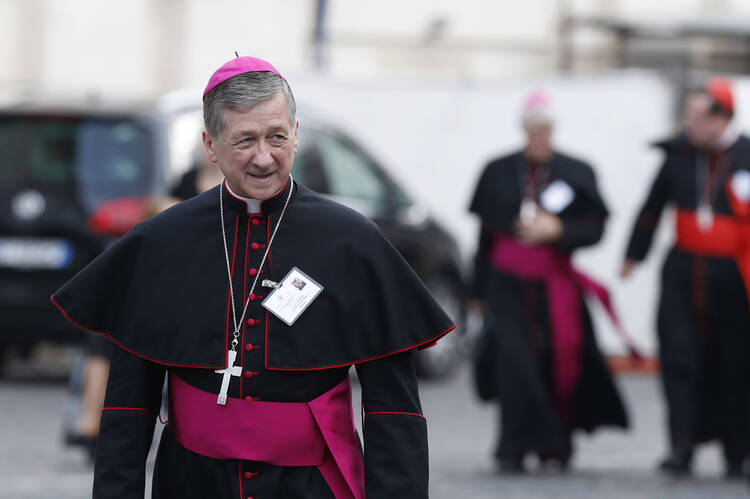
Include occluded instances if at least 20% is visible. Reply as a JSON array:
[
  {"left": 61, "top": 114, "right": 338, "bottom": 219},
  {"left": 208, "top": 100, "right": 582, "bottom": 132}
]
[
  {"left": 697, "top": 202, "right": 714, "bottom": 232},
  {"left": 520, "top": 198, "right": 538, "bottom": 224},
  {"left": 215, "top": 349, "right": 242, "bottom": 405}
]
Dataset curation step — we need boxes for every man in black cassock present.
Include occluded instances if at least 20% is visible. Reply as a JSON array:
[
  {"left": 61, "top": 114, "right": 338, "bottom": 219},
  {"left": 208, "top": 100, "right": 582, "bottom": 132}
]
[
  {"left": 51, "top": 55, "right": 454, "bottom": 499},
  {"left": 469, "top": 92, "right": 628, "bottom": 473},
  {"left": 621, "top": 78, "right": 750, "bottom": 478}
]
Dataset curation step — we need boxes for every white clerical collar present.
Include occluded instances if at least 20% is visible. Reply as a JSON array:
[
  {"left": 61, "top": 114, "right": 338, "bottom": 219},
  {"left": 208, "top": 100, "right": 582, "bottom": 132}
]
[
  {"left": 224, "top": 181, "right": 262, "bottom": 214},
  {"left": 714, "top": 122, "right": 741, "bottom": 152}
]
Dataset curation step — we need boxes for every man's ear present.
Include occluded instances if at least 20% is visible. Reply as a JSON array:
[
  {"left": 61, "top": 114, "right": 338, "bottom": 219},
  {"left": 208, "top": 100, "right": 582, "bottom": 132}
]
[
  {"left": 293, "top": 120, "right": 300, "bottom": 153},
  {"left": 202, "top": 131, "right": 219, "bottom": 163}
]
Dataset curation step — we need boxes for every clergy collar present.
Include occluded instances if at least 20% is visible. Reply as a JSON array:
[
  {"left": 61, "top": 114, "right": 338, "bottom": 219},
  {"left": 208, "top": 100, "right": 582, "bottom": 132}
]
[
  {"left": 222, "top": 177, "right": 294, "bottom": 216},
  {"left": 224, "top": 180, "right": 262, "bottom": 214}
]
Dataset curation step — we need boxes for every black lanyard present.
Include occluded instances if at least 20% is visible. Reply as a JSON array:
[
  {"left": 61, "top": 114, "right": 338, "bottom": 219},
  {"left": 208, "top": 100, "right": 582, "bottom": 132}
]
[{"left": 517, "top": 155, "right": 552, "bottom": 201}]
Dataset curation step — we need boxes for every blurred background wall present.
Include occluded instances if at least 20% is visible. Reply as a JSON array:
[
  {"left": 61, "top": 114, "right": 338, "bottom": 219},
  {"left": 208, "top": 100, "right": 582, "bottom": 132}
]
[
  {"left": 3, "top": 0, "right": 750, "bottom": 91},
  {"left": 3, "top": 0, "right": 750, "bottom": 354}
]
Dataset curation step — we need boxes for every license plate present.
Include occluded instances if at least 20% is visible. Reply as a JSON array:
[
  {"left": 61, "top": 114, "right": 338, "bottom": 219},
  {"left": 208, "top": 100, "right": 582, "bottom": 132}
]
[{"left": 0, "top": 237, "right": 73, "bottom": 270}]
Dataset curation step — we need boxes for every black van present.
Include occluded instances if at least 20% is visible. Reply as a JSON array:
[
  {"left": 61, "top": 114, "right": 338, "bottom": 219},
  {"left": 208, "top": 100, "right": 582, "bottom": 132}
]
[{"left": 0, "top": 102, "right": 167, "bottom": 354}]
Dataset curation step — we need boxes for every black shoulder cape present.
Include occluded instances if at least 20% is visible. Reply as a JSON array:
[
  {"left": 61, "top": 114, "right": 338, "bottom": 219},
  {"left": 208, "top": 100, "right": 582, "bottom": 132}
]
[
  {"left": 653, "top": 132, "right": 750, "bottom": 161},
  {"left": 469, "top": 150, "right": 608, "bottom": 231},
  {"left": 652, "top": 133, "right": 691, "bottom": 153},
  {"left": 52, "top": 181, "right": 455, "bottom": 370}
]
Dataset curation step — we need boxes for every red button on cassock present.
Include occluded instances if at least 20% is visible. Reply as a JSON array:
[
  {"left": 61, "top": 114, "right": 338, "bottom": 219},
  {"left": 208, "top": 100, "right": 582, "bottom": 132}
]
[
  {"left": 252, "top": 218, "right": 261, "bottom": 226},
  {"left": 244, "top": 371, "right": 258, "bottom": 378},
  {"left": 245, "top": 343, "right": 255, "bottom": 352},
  {"left": 244, "top": 471, "right": 258, "bottom": 479},
  {"left": 249, "top": 268, "right": 258, "bottom": 276},
  {"left": 251, "top": 242, "right": 260, "bottom": 250}
]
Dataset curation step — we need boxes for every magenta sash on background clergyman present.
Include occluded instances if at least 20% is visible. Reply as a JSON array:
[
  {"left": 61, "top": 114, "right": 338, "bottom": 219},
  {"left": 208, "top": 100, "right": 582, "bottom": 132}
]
[
  {"left": 167, "top": 373, "right": 364, "bottom": 499},
  {"left": 490, "top": 235, "right": 637, "bottom": 422}
]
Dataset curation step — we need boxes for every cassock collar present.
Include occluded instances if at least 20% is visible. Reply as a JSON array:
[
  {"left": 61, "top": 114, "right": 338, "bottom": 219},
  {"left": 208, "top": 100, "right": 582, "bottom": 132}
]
[
  {"left": 222, "top": 177, "right": 294, "bottom": 216},
  {"left": 224, "top": 180, "right": 262, "bottom": 214}
]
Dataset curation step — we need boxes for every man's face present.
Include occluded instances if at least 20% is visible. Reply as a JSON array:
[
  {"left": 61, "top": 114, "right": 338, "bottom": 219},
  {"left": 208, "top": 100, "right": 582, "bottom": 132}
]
[
  {"left": 683, "top": 92, "right": 728, "bottom": 149},
  {"left": 524, "top": 121, "right": 553, "bottom": 163},
  {"left": 203, "top": 91, "right": 299, "bottom": 200}
]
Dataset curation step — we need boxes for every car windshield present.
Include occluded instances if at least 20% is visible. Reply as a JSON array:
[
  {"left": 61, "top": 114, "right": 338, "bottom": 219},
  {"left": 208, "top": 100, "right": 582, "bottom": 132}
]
[
  {"left": 293, "top": 126, "right": 413, "bottom": 209},
  {"left": 0, "top": 115, "right": 155, "bottom": 214}
]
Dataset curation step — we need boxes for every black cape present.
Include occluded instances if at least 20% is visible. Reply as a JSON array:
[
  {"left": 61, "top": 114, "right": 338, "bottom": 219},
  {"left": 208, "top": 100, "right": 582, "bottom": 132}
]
[
  {"left": 624, "top": 134, "right": 750, "bottom": 459},
  {"left": 469, "top": 151, "right": 628, "bottom": 459},
  {"left": 469, "top": 151, "right": 608, "bottom": 231},
  {"left": 53, "top": 180, "right": 454, "bottom": 370},
  {"left": 53, "top": 179, "right": 453, "bottom": 499}
]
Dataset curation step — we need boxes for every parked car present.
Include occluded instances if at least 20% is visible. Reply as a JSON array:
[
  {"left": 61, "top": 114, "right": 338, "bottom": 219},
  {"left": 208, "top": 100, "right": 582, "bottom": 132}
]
[
  {"left": 0, "top": 91, "right": 466, "bottom": 377},
  {"left": 0, "top": 99, "right": 167, "bottom": 361}
]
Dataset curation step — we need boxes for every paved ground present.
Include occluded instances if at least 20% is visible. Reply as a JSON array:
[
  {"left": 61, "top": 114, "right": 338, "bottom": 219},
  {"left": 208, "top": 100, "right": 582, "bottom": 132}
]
[
  {"left": 1, "top": 355, "right": 748, "bottom": 499},
  {"left": 419, "top": 368, "right": 748, "bottom": 499}
]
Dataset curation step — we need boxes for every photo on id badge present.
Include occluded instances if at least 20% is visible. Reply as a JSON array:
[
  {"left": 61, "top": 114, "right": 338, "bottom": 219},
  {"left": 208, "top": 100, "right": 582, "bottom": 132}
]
[{"left": 262, "top": 267, "right": 324, "bottom": 326}]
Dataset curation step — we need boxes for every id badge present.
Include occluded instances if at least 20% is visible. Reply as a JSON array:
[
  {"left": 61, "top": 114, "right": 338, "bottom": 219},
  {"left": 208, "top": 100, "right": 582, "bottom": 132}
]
[
  {"left": 540, "top": 180, "right": 575, "bottom": 214},
  {"left": 261, "top": 267, "right": 324, "bottom": 326}
]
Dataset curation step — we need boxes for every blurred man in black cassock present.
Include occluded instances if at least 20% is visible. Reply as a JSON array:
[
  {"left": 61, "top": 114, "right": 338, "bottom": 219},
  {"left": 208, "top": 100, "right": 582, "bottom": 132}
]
[
  {"left": 622, "top": 78, "right": 750, "bottom": 478},
  {"left": 469, "top": 92, "right": 629, "bottom": 473}
]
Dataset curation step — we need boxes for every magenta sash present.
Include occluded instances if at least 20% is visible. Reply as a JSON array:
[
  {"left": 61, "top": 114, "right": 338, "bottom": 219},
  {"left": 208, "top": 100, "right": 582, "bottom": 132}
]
[
  {"left": 167, "top": 373, "right": 364, "bottom": 499},
  {"left": 490, "top": 235, "right": 639, "bottom": 421}
]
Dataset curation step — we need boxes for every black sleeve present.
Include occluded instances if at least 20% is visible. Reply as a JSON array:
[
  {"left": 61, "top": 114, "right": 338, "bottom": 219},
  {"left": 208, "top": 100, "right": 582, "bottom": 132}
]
[
  {"left": 471, "top": 224, "right": 494, "bottom": 301},
  {"left": 93, "top": 347, "right": 166, "bottom": 499},
  {"left": 624, "top": 162, "right": 670, "bottom": 261},
  {"left": 355, "top": 351, "right": 428, "bottom": 499},
  {"left": 558, "top": 211, "right": 606, "bottom": 251},
  {"left": 556, "top": 162, "right": 609, "bottom": 251}
]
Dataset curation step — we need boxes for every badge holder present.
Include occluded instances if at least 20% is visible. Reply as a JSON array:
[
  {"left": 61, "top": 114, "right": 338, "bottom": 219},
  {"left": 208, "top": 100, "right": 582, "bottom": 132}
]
[{"left": 262, "top": 267, "right": 324, "bottom": 326}]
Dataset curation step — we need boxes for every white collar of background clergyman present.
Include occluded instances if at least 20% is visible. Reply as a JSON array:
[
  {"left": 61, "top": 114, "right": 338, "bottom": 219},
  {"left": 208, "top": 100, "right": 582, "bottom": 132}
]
[
  {"left": 715, "top": 122, "right": 741, "bottom": 152},
  {"left": 224, "top": 180, "right": 262, "bottom": 214}
]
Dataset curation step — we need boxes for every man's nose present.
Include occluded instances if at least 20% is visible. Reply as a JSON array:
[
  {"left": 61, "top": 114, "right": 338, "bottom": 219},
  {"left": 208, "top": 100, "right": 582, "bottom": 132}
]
[{"left": 253, "top": 140, "right": 274, "bottom": 168}]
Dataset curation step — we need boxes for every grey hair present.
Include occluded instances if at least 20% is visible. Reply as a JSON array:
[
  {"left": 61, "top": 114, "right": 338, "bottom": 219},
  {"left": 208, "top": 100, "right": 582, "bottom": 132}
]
[{"left": 203, "top": 71, "right": 296, "bottom": 139}]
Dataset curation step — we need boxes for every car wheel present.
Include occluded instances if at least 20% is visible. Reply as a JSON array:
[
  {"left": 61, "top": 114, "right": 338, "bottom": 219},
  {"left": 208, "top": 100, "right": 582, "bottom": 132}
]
[{"left": 415, "top": 276, "right": 465, "bottom": 379}]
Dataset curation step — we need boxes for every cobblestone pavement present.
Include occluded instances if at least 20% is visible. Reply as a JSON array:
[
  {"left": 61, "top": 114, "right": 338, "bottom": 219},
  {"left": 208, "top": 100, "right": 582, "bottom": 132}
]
[{"left": 1, "top": 360, "right": 747, "bottom": 498}]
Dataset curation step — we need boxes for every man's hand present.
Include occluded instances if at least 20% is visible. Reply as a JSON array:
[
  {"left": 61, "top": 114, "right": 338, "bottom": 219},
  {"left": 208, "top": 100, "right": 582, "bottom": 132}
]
[
  {"left": 514, "top": 211, "right": 563, "bottom": 245},
  {"left": 620, "top": 258, "right": 637, "bottom": 278}
]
